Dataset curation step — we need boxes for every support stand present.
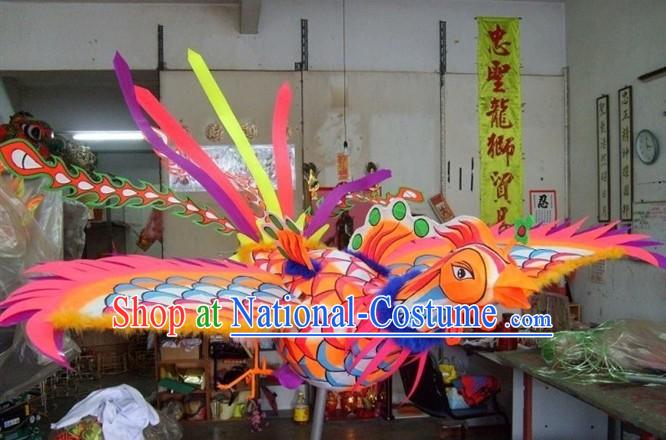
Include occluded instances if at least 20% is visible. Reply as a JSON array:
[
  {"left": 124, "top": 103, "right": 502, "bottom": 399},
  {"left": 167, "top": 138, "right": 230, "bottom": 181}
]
[{"left": 309, "top": 387, "right": 327, "bottom": 440}]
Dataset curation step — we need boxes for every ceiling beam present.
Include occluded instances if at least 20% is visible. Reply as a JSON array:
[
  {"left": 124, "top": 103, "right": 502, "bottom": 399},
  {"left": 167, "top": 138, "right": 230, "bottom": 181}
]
[{"left": 240, "top": 0, "right": 261, "bottom": 34}]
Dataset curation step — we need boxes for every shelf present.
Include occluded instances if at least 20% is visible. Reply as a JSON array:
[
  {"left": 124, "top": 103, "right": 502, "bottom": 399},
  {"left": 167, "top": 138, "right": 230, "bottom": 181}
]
[
  {"left": 392, "top": 404, "right": 429, "bottom": 420},
  {"left": 211, "top": 384, "right": 250, "bottom": 395},
  {"left": 159, "top": 359, "right": 205, "bottom": 368},
  {"left": 156, "top": 335, "right": 264, "bottom": 424},
  {"left": 156, "top": 334, "right": 212, "bottom": 423},
  {"left": 157, "top": 390, "right": 206, "bottom": 401},
  {"left": 179, "top": 418, "right": 216, "bottom": 425}
]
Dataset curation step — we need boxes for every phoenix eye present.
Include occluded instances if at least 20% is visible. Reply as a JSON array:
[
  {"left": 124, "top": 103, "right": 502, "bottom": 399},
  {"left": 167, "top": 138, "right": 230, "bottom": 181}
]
[
  {"left": 440, "top": 249, "right": 487, "bottom": 304},
  {"left": 452, "top": 265, "right": 474, "bottom": 280}
]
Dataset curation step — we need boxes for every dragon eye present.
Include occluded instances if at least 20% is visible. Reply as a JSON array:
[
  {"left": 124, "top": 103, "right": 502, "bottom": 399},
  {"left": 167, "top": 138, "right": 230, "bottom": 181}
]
[
  {"left": 24, "top": 124, "right": 42, "bottom": 141},
  {"left": 11, "top": 149, "right": 41, "bottom": 170},
  {"left": 452, "top": 265, "right": 474, "bottom": 280}
]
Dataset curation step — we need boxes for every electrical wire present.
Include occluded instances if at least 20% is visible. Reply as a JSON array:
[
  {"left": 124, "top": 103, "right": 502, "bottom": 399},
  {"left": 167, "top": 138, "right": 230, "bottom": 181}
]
[{"left": 342, "top": 0, "right": 347, "bottom": 143}]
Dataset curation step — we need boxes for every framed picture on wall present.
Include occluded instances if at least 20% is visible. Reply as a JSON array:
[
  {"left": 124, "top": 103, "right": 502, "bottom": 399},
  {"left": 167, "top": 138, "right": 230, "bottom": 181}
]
[
  {"left": 618, "top": 86, "right": 633, "bottom": 221},
  {"left": 428, "top": 192, "right": 455, "bottom": 222},
  {"left": 596, "top": 95, "right": 611, "bottom": 223},
  {"left": 529, "top": 189, "right": 557, "bottom": 223}
]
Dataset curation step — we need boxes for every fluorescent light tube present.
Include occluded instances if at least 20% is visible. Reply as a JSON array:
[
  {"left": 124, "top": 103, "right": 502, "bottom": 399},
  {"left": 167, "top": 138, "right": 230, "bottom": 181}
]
[{"left": 72, "top": 131, "right": 144, "bottom": 141}]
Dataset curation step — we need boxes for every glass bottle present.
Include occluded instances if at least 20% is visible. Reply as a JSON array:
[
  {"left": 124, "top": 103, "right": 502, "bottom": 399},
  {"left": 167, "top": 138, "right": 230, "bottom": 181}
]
[{"left": 292, "top": 391, "right": 310, "bottom": 424}]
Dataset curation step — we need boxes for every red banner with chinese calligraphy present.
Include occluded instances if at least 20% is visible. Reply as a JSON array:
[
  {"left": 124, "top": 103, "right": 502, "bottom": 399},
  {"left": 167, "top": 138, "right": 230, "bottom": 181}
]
[{"left": 478, "top": 17, "right": 523, "bottom": 225}]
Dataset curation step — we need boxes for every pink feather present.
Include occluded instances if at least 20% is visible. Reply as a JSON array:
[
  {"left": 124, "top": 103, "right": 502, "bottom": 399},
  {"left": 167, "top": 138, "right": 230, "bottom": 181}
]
[
  {"left": 272, "top": 82, "right": 294, "bottom": 218},
  {"left": 0, "top": 256, "right": 288, "bottom": 367}
]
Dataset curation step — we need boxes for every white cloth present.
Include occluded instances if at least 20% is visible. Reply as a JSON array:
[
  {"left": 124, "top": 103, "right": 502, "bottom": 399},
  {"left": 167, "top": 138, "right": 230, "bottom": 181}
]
[{"left": 51, "top": 384, "right": 159, "bottom": 440}]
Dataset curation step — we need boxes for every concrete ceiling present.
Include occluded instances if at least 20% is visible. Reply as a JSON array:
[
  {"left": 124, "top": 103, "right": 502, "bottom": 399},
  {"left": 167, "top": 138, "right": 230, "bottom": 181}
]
[
  {"left": 1, "top": 70, "right": 159, "bottom": 130},
  {"left": 2, "top": 70, "right": 158, "bottom": 91},
  {"left": 3, "top": 0, "right": 239, "bottom": 3}
]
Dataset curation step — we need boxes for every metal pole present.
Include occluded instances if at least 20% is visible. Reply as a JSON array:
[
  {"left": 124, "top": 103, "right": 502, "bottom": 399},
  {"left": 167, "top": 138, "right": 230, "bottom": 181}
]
[
  {"left": 439, "top": 21, "right": 447, "bottom": 196},
  {"left": 309, "top": 388, "right": 327, "bottom": 440},
  {"left": 563, "top": 66, "right": 571, "bottom": 219}
]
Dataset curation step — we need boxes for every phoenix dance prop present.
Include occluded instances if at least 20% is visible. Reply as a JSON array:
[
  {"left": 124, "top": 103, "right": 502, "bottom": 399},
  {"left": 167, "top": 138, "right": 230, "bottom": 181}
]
[{"left": 0, "top": 50, "right": 664, "bottom": 394}]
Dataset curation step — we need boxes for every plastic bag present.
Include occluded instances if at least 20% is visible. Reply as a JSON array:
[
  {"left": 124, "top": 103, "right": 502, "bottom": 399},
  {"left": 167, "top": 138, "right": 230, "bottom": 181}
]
[
  {"left": 540, "top": 319, "right": 666, "bottom": 383},
  {"left": 53, "top": 416, "right": 103, "bottom": 440},
  {"left": 52, "top": 384, "right": 159, "bottom": 440},
  {"left": 0, "top": 326, "right": 80, "bottom": 400},
  {"left": 63, "top": 199, "right": 88, "bottom": 260},
  {"left": 143, "top": 401, "right": 184, "bottom": 440},
  {"left": 0, "top": 176, "right": 62, "bottom": 297},
  {"left": 0, "top": 175, "right": 81, "bottom": 399},
  {"left": 438, "top": 362, "right": 458, "bottom": 385}
]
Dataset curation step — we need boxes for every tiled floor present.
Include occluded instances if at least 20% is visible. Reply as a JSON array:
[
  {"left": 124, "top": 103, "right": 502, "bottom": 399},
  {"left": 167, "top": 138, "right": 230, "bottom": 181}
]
[{"left": 183, "top": 417, "right": 508, "bottom": 440}]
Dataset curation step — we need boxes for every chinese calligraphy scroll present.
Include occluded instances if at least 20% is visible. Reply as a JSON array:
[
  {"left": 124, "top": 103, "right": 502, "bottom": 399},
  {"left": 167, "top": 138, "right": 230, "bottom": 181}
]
[
  {"left": 597, "top": 95, "right": 610, "bottom": 222},
  {"left": 529, "top": 189, "right": 557, "bottom": 224},
  {"left": 478, "top": 17, "right": 523, "bottom": 225},
  {"left": 618, "top": 86, "right": 633, "bottom": 221}
]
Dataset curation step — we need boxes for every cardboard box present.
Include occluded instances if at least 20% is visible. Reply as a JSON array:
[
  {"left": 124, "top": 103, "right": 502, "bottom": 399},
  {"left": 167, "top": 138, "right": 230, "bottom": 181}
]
[{"left": 160, "top": 346, "right": 200, "bottom": 361}]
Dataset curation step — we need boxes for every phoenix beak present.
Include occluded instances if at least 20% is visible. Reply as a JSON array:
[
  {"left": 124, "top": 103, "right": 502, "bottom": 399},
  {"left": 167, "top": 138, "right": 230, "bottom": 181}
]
[{"left": 493, "top": 265, "right": 540, "bottom": 309}]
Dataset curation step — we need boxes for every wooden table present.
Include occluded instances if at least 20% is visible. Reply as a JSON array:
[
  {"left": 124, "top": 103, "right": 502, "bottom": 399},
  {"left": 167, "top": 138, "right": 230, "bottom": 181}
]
[{"left": 491, "top": 349, "right": 666, "bottom": 439}]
